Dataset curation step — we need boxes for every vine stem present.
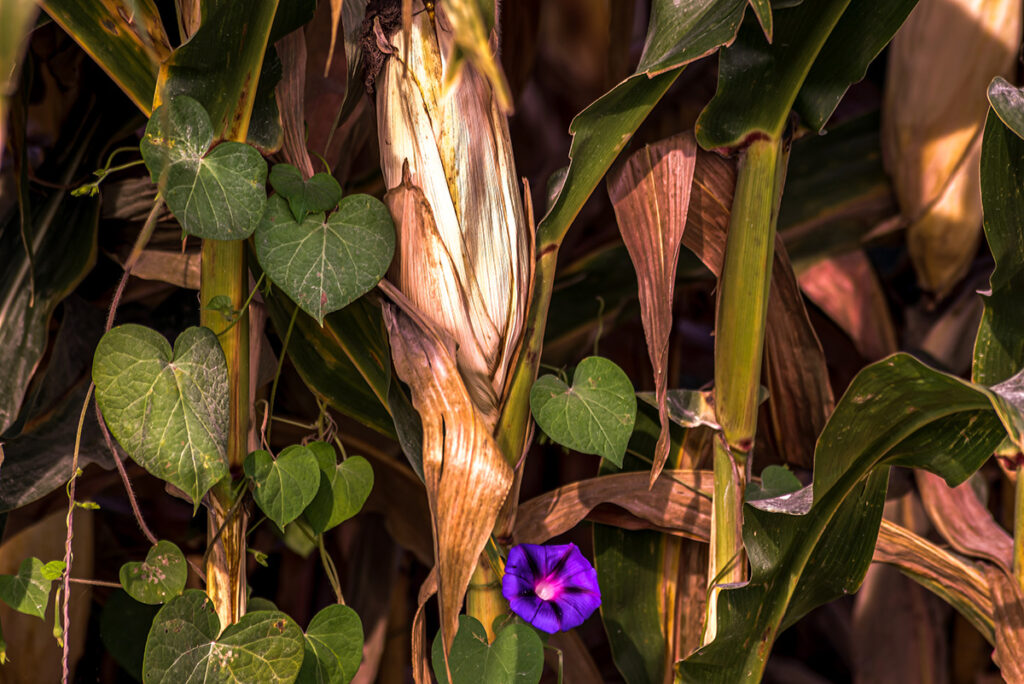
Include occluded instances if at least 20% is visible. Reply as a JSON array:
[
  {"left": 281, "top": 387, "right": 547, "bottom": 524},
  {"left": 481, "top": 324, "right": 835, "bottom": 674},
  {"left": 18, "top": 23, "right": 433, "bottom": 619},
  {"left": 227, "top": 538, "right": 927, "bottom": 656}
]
[{"left": 61, "top": 384, "right": 93, "bottom": 683}]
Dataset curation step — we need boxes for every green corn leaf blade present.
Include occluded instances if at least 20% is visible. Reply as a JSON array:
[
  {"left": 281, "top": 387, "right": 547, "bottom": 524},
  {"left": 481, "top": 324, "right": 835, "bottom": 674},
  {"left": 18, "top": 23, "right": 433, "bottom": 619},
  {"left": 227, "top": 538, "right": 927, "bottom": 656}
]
[
  {"left": 100, "top": 590, "right": 160, "bottom": 682},
  {"left": 0, "top": 299, "right": 109, "bottom": 512},
  {"left": 677, "top": 353, "right": 1020, "bottom": 682},
  {"left": 530, "top": 356, "right": 637, "bottom": 466},
  {"left": 747, "top": 0, "right": 773, "bottom": 40},
  {"left": 40, "top": 0, "right": 169, "bottom": 114},
  {"left": 261, "top": 289, "right": 397, "bottom": 439},
  {"left": 539, "top": 0, "right": 750, "bottom": 246},
  {"left": 975, "top": 107, "right": 1024, "bottom": 387},
  {"left": 244, "top": 445, "right": 321, "bottom": 529},
  {"left": 296, "top": 604, "right": 364, "bottom": 684},
  {"left": 431, "top": 615, "right": 544, "bottom": 684},
  {"left": 794, "top": 0, "right": 917, "bottom": 132},
  {"left": 305, "top": 443, "right": 374, "bottom": 535},
  {"left": 988, "top": 77, "right": 1024, "bottom": 140},
  {"left": 142, "top": 590, "right": 305, "bottom": 683},
  {"left": 141, "top": 96, "right": 268, "bottom": 240},
  {"left": 119, "top": 540, "right": 187, "bottom": 605},
  {"left": 0, "top": 557, "right": 60, "bottom": 619},
  {"left": 157, "top": 0, "right": 279, "bottom": 143},
  {"left": 696, "top": 0, "right": 851, "bottom": 150},
  {"left": 92, "top": 324, "right": 229, "bottom": 508},
  {"left": 268, "top": 164, "right": 344, "bottom": 221},
  {"left": 255, "top": 193, "right": 395, "bottom": 324}
]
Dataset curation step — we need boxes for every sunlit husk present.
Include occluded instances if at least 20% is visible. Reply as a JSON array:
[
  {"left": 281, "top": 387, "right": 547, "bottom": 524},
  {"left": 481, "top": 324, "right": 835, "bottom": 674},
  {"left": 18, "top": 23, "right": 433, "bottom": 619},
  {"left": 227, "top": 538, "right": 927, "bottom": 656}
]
[
  {"left": 377, "top": 7, "right": 529, "bottom": 427},
  {"left": 882, "top": 0, "right": 1020, "bottom": 295}
]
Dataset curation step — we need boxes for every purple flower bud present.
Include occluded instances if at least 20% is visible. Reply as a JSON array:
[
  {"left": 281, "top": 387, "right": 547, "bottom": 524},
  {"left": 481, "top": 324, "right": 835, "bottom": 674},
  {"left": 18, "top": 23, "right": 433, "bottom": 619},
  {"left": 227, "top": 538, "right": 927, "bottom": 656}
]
[{"left": 501, "top": 542, "right": 601, "bottom": 633}]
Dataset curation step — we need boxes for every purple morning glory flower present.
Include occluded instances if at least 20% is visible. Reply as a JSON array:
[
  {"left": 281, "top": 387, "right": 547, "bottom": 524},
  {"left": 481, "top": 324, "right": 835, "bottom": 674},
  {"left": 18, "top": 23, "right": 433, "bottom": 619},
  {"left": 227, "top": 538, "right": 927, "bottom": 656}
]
[{"left": 501, "top": 542, "right": 601, "bottom": 633}]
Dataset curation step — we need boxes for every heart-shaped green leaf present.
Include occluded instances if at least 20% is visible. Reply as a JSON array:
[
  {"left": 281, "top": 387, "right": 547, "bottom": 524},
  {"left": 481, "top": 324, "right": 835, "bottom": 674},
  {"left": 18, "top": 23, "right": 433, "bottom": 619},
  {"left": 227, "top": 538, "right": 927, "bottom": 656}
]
[
  {"left": 93, "top": 324, "right": 229, "bottom": 507},
  {"left": 254, "top": 193, "right": 395, "bottom": 324},
  {"left": 119, "top": 540, "right": 187, "bottom": 605},
  {"left": 530, "top": 356, "right": 637, "bottom": 466},
  {"left": 304, "top": 442, "right": 374, "bottom": 534},
  {"left": 141, "top": 96, "right": 268, "bottom": 240},
  {"left": 296, "top": 604, "right": 363, "bottom": 684},
  {"left": 431, "top": 616, "right": 544, "bottom": 684},
  {"left": 143, "top": 590, "right": 304, "bottom": 683},
  {"left": 244, "top": 445, "right": 321, "bottom": 529},
  {"left": 0, "top": 557, "right": 63, "bottom": 619},
  {"left": 269, "top": 164, "right": 344, "bottom": 222}
]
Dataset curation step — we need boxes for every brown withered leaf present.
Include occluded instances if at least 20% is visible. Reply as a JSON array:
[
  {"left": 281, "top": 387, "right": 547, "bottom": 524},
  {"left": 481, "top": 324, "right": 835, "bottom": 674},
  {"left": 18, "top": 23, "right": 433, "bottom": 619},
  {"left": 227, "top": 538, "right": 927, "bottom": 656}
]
[
  {"left": 513, "top": 470, "right": 713, "bottom": 545},
  {"left": 382, "top": 293, "right": 513, "bottom": 660},
  {"left": 686, "top": 150, "right": 834, "bottom": 468},
  {"left": 411, "top": 568, "right": 438, "bottom": 684},
  {"left": 608, "top": 133, "right": 697, "bottom": 486},
  {"left": 130, "top": 250, "right": 201, "bottom": 290},
  {"left": 798, "top": 250, "right": 897, "bottom": 361},
  {"left": 985, "top": 565, "right": 1024, "bottom": 683},
  {"left": 546, "top": 631, "right": 604, "bottom": 684},
  {"left": 916, "top": 470, "right": 1013, "bottom": 574},
  {"left": 276, "top": 30, "right": 316, "bottom": 177}
]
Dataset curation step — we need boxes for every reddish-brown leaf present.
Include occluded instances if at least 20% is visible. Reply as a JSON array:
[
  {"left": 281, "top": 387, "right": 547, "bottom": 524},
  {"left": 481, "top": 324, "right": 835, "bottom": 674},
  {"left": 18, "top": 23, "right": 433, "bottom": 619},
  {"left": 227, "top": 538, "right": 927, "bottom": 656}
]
[
  {"left": 985, "top": 566, "right": 1024, "bottom": 682},
  {"left": 275, "top": 30, "right": 315, "bottom": 178},
  {"left": 608, "top": 133, "right": 697, "bottom": 486},
  {"left": 799, "top": 250, "right": 897, "bottom": 361}
]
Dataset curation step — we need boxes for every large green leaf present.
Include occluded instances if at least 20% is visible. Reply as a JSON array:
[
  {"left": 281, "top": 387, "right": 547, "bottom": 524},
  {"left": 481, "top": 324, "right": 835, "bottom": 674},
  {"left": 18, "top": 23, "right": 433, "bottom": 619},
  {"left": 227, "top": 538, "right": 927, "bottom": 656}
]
[
  {"left": 431, "top": 616, "right": 544, "bottom": 684},
  {"left": 100, "top": 590, "right": 160, "bottom": 682},
  {"left": 141, "top": 97, "right": 268, "bottom": 240},
  {"left": 530, "top": 356, "right": 637, "bottom": 466},
  {"left": 0, "top": 557, "right": 63, "bottom": 620},
  {"left": 41, "top": 0, "right": 169, "bottom": 113},
  {"left": 157, "top": 0, "right": 280, "bottom": 143},
  {"left": 539, "top": 0, "right": 750, "bottom": 245},
  {"left": 143, "top": 590, "right": 305, "bottom": 683},
  {"left": 244, "top": 446, "right": 322, "bottom": 529},
  {"left": 975, "top": 107, "right": 1024, "bottom": 386},
  {"left": 988, "top": 77, "right": 1024, "bottom": 141},
  {"left": 119, "top": 540, "right": 188, "bottom": 605},
  {"left": 255, "top": 193, "right": 395, "bottom": 324},
  {"left": 794, "top": 0, "right": 917, "bottom": 131},
  {"left": 92, "top": 324, "right": 230, "bottom": 507},
  {"left": 296, "top": 604, "right": 363, "bottom": 684},
  {"left": 696, "top": 0, "right": 850, "bottom": 150},
  {"left": 676, "top": 354, "right": 1020, "bottom": 682}
]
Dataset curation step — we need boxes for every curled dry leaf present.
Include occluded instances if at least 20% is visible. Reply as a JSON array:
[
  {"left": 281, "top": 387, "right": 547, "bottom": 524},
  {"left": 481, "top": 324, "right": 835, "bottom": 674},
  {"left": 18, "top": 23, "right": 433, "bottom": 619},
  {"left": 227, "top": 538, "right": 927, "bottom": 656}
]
[
  {"left": 382, "top": 297, "right": 513, "bottom": 663},
  {"left": 687, "top": 149, "right": 834, "bottom": 468},
  {"left": 883, "top": 0, "right": 1021, "bottom": 295},
  {"left": 798, "top": 250, "right": 897, "bottom": 361},
  {"left": 608, "top": 132, "right": 697, "bottom": 486},
  {"left": 985, "top": 565, "right": 1024, "bottom": 682},
  {"left": 916, "top": 470, "right": 1013, "bottom": 574}
]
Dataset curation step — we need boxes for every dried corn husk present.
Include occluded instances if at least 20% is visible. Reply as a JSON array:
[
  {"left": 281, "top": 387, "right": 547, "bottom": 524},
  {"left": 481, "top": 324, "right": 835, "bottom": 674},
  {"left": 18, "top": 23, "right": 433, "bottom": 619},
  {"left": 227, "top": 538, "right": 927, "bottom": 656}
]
[
  {"left": 883, "top": 0, "right": 1020, "bottom": 296},
  {"left": 376, "top": 5, "right": 529, "bottom": 428}
]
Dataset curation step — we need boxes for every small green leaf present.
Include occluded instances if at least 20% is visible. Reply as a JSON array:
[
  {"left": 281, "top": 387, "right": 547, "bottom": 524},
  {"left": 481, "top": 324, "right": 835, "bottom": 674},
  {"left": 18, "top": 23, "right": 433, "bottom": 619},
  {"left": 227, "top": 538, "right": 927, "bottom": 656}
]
[
  {"left": 244, "top": 446, "right": 321, "bottom": 529},
  {"left": 296, "top": 604, "right": 364, "bottom": 684},
  {"left": 0, "top": 557, "right": 59, "bottom": 619},
  {"left": 255, "top": 193, "right": 396, "bottom": 324},
  {"left": 269, "top": 164, "right": 344, "bottom": 221},
  {"left": 432, "top": 616, "right": 544, "bottom": 684},
  {"left": 988, "top": 77, "right": 1024, "bottom": 142},
  {"left": 39, "top": 560, "right": 66, "bottom": 581},
  {"left": 119, "top": 540, "right": 187, "bottom": 605},
  {"left": 141, "top": 96, "right": 268, "bottom": 240},
  {"left": 205, "top": 294, "right": 237, "bottom": 320},
  {"left": 305, "top": 443, "right": 374, "bottom": 534},
  {"left": 93, "top": 324, "right": 229, "bottom": 507},
  {"left": 530, "top": 356, "right": 637, "bottom": 466},
  {"left": 143, "top": 590, "right": 305, "bottom": 683},
  {"left": 746, "top": 465, "right": 803, "bottom": 502}
]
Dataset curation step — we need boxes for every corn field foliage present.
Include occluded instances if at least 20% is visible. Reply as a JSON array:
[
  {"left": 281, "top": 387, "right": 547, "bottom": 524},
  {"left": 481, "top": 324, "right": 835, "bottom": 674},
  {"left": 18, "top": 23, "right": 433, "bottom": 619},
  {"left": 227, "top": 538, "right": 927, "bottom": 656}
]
[{"left": 3, "top": 0, "right": 1024, "bottom": 682}]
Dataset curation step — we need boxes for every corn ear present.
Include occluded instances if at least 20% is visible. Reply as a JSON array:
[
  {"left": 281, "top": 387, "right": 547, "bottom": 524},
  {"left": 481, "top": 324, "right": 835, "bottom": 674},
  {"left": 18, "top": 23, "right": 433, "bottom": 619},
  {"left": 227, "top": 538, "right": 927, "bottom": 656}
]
[
  {"left": 377, "top": 7, "right": 530, "bottom": 427},
  {"left": 882, "top": 0, "right": 1020, "bottom": 296}
]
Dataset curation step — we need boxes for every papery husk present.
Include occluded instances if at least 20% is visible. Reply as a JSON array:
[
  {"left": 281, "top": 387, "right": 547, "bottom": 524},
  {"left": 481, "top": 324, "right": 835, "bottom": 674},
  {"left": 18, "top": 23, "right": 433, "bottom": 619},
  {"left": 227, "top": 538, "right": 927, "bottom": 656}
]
[
  {"left": 382, "top": 293, "right": 513, "bottom": 665},
  {"left": 377, "top": 7, "right": 529, "bottom": 428},
  {"left": 883, "top": 0, "right": 1020, "bottom": 296}
]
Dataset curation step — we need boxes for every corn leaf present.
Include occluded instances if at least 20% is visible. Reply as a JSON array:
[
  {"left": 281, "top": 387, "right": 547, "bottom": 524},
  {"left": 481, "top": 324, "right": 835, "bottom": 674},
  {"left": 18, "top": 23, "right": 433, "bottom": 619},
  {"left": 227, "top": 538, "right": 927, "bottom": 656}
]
[
  {"left": 41, "top": 0, "right": 169, "bottom": 114},
  {"left": 988, "top": 77, "right": 1024, "bottom": 140}
]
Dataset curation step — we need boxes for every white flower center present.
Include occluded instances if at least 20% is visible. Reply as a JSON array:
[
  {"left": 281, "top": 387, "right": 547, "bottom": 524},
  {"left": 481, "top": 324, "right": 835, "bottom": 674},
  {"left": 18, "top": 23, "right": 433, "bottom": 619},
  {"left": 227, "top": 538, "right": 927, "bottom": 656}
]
[{"left": 535, "top": 579, "right": 558, "bottom": 601}]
